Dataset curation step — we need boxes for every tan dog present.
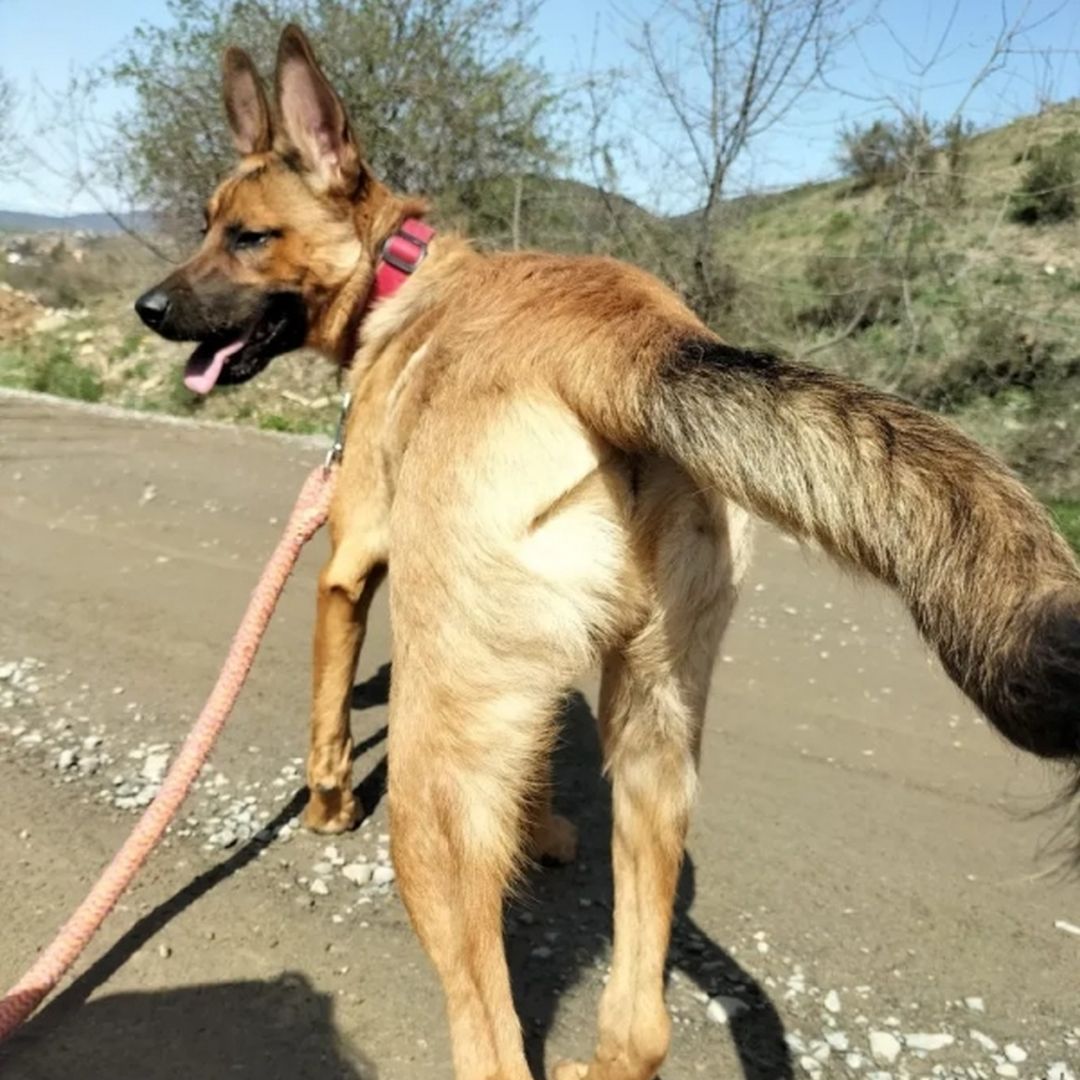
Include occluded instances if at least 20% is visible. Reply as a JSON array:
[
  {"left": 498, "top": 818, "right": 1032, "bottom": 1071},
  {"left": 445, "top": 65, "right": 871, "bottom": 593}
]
[{"left": 135, "top": 25, "right": 1080, "bottom": 1080}]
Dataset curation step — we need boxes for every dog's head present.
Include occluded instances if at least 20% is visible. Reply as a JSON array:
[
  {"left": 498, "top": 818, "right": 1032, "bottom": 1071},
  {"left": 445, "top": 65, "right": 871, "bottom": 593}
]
[{"left": 135, "top": 25, "right": 407, "bottom": 393}]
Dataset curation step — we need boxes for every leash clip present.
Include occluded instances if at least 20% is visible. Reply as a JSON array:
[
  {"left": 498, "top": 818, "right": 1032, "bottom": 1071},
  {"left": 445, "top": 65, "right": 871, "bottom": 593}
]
[{"left": 324, "top": 391, "right": 352, "bottom": 472}]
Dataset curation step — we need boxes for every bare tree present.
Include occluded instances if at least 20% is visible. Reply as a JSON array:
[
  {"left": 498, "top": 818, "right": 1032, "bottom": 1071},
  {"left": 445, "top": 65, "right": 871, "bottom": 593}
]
[
  {"left": 802, "top": 0, "right": 1080, "bottom": 371},
  {"left": 628, "top": 0, "right": 855, "bottom": 321},
  {"left": 0, "top": 69, "right": 17, "bottom": 177},
  {"left": 71, "top": 0, "right": 562, "bottom": 241}
]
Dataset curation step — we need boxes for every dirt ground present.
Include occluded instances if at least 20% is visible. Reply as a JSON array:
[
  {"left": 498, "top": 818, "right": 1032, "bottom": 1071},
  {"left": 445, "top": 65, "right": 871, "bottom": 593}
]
[{"left": 0, "top": 389, "right": 1076, "bottom": 1080}]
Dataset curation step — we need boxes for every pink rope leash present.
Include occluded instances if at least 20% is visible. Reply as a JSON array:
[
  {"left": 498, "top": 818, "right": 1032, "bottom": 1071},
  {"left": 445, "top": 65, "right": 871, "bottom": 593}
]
[{"left": 0, "top": 464, "right": 336, "bottom": 1042}]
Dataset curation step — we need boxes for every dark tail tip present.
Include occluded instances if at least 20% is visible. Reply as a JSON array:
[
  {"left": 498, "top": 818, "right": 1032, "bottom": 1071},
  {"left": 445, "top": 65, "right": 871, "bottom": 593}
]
[
  {"left": 982, "top": 594, "right": 1080, "bottom": 872},
  {"left": 985, "top": 595, "right": 1080, "bottom": 762}
]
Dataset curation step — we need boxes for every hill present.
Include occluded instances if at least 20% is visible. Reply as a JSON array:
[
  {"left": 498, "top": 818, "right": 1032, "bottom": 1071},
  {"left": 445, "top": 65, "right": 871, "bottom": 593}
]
[
  {"left": 0, "top": 209, "right": 156, "bottom": 234},
  {"left": 0, "top": 102, "right": 1077, "bottom": 540}
]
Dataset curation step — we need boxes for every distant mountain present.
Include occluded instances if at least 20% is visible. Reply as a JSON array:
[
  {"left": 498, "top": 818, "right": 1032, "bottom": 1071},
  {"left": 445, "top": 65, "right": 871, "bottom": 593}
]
[{"left": 0, "top": 209, "right": 156, "bottom": 234}]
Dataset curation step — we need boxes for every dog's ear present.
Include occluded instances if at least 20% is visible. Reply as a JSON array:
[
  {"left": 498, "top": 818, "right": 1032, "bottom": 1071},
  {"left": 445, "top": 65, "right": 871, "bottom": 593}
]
[
  {"left": 274, "top": 24, "right": 362, "bottom": 193},
  {"left": 222, "top": 47, "right": 273, "bottom": 155}
]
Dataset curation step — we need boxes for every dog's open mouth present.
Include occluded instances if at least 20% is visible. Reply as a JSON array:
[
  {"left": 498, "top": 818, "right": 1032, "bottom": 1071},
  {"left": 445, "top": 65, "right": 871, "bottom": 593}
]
[{"left": 184, "top": 292, "right": 308, "bottom": 394}]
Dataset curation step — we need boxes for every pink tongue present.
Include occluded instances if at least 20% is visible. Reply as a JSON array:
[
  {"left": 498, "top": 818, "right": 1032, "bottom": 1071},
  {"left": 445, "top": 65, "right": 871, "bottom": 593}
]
[{"left": 184, "top": 338, "right": 247, "bottom": 394}]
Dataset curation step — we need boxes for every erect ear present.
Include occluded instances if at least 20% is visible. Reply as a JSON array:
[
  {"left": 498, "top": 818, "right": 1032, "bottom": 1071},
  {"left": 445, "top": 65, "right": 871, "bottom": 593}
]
[
  {"left": 274, "top": 24, "right": 362, "bottom": 193},
  {"left": 222, "top": 46, "right": 273, "bottom": 155}
]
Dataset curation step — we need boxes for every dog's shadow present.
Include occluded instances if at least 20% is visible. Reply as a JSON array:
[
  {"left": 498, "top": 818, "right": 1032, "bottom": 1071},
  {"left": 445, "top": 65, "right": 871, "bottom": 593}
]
[
  {"left": 2, "top": 974, "right": 376, "bottom": 1079},
  {"left": 8, "top": 663, "right": 790, "bottom": 1080},
  {"left": 352, "top": 668, "right": 792, "bottom": 1080}
]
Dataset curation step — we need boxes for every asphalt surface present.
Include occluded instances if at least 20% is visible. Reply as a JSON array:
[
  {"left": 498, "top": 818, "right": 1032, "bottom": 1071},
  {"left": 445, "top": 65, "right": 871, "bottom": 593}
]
[{"left": 0, "top": 390, "right": 1076, "bottom": 1080}]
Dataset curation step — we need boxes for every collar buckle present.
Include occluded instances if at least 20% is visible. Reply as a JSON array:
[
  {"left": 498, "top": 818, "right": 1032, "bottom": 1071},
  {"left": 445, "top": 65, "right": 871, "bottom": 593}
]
[{"left": 380, "top": 226, "right": 430, "bottom": 275}]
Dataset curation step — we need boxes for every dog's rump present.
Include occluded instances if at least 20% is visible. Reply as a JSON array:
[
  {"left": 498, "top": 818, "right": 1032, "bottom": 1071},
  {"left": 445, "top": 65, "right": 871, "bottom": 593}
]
[{"left": 559, "top": 321, "right": 1080, "bottom": 781}]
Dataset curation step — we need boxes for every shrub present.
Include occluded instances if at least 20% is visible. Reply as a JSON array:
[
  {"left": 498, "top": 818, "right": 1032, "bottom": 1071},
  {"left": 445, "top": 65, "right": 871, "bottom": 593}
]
[
  {"left": 941, "top": 117, "right": 973, "bottom": 206},
  {"left": 1011, "top": 133, "right": 1080, "bottom": 223},
  {"left": 26, "top": 344, "right": 104, "bottom": 402},
  {"left": 801, "top": 248, "right": 902, "bottom": 331},
  {"left": 898, "top": 311, "right": 1075, "bottom": 412},
  {"left": 1049, "top": 500, "right": 1080, "bottom": 554},
  {"left": 838, "top": 115, "right": 935, "bottom": 189},
  {"left": 258, "top": 413, "right": 323, "bottom": 435}
]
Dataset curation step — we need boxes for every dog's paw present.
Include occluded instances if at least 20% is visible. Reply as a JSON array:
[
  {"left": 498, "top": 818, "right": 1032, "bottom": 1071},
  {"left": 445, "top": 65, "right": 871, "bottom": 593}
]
[
  {"left": 301, "top": 788, "right": 360, "bottom": 834},
  {"left": 532, "top": 812, "right": 579, "bottom": 866},
  {"left": 551, "top": 1062, "right": 590, "bottom": 1080}
]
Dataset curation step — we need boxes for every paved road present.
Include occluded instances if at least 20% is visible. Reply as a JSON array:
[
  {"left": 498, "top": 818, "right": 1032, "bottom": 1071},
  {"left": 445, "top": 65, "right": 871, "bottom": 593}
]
[{"left": 0, "top": 391, "right": 1076, "bottom": 1080}]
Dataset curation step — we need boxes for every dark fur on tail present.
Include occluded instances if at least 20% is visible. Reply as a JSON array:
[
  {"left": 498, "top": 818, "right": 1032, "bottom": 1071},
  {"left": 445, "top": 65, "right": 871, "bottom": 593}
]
[{"left": 643, "top": 338, "right": 1080, "bottom": 787}]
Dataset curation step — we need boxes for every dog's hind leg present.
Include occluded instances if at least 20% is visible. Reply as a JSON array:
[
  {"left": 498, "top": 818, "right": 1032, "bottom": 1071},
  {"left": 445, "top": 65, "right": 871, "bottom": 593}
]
[
  {"left": 388, "top": 669, "right": 551, "bottom": 1080},
  {"left": 555, "top": 488, "right": 749, "bottom": 1080},
  {"left": 551, "top": 654, "right": 703, "bottom": 1080},
  {"left": 528, "top": 757, "right": 579, "bottom": 866}
]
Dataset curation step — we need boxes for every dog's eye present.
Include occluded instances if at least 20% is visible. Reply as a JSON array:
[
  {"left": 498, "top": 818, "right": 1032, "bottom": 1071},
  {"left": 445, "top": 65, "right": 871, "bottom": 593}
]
[
  {"left": 230, "top": 228, "right": 281, "bottom": 253},
  {"left": 235, "top": 230, "right": 272, "bottom": 250}
]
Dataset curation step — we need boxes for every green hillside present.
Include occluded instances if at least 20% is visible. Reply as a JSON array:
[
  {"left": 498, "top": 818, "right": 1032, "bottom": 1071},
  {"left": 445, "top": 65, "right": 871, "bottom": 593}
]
[{"left": 1, "top": 101, "right": 1078, "bottom": 523}]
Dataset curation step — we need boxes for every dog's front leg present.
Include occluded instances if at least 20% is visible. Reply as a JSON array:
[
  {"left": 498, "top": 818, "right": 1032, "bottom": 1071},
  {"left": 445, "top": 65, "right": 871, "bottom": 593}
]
[{"left": 302, "top": 536, "right": 386, "bottom": 834}]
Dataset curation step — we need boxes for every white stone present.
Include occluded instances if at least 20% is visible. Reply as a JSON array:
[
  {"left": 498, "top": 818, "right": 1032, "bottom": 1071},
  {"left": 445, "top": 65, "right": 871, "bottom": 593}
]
[
  {"left": 142, "top": 751, "right": 170, "bottom": 783},
  {"left": 706, "top": 996, "right": 748, "bottom": 1025},
  {"left": 342, "top": 862, "right": 373, "bottom": 886},
  {"left": 1002, "top": 1045, "right": 1027, "bottom": 1064},
  {"left": 905, "top": 1034, "right": 954, "bottom": 1053},
  {"left": 845, "top": 1053, "right": 865, "bottom": 1070},
  {"left": 309, "top": 878, "right": 329, "bottom": 896},
  {"left": 970, "top": 1031, "right": 998, "bottom": 1053},
  {"left": 57, "top": 748, "right": 77, "bottom": 770},
  {"left": 869, "top": 1032, "right": 902, "bottom": 1065},
  {"left": 824, "top": 990, "right": 842, "bottom": 1014},
  {"left": 825, "top": 1032, "right": 850, "bottom": 1052},
  {"left": 1048, "top": 1063, "right": 1076, "bottom": 1080},
  {"left": 372, "top": 864, "right": 396, "bottom": 886},
  {"left": 964, "top": 997, "right": 985, "bottom": 1012},
  {"left": 994, "top": 1066, "right": 1018, "bottom": 1079}
]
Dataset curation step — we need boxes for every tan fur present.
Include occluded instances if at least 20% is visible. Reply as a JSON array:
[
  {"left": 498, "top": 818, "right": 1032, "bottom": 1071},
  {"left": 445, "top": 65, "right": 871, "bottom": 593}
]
[{"left": 147, "top": 25, "right": 1080, "bottom": 1080}]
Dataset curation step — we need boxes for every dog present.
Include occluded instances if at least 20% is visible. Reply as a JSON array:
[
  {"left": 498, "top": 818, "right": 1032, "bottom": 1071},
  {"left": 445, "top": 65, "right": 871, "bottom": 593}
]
[{"left": 135, "top": 24, "right": 1080, "bottom": 1080}]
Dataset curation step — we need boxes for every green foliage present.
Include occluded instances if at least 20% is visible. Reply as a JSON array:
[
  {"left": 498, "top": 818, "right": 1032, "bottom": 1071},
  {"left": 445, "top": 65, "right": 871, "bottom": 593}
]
[
  {"left": 113, "top": 330, "right": 144, "bottom": 361},
  {"left": 838, "top": 115, "right": 935, "bottom": 189},
  {"left": 897, "top": 311, "right": 1071, "bottom": 412},
  {"left": 801, "top": 246, "right": 902, "bottom": 331},
  {"left": 837, "top": 114, "right": 971, "bottom": 204},
  {"left": 164, "top": 375, "right": 204, "bottom": 415},
  {"left": 258, "top": 412, "right": 324, "bottom": 434},
  {"left": 1011, "top": 132, "right": 1080, "bottom": 223},
  {"left": 16, "top": 343, "right": 105, "bottom": 402},
  {"left": 1049, "top": 501, "right": 1080, "bottom": 554},
  {"left": 822, "top": 210, "right": 855, "bottom": 238},
  {"left": 95, "top": 0, "right": 562, "bottom": 238}
]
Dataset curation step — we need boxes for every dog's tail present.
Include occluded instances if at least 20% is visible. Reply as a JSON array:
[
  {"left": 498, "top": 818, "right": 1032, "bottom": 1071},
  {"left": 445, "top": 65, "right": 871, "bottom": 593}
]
[{"left": 584, "top": 333, "right": 1080, "bottom": 784}]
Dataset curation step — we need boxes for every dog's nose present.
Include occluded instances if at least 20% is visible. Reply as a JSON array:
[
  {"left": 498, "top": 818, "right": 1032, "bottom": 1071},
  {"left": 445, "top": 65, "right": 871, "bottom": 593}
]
[{"left": 134, "top": 287, "right": 171, "bottom": 331}]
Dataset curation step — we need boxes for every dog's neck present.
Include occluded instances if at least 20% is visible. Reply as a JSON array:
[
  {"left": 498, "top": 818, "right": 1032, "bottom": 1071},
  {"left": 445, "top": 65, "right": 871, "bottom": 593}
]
[{"left": 317, "top": 188, "right": 432, "bottom": 366}]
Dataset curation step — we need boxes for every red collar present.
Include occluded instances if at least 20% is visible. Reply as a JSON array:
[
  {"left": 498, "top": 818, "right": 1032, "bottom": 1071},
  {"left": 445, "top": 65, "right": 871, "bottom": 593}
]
[{"left": 370, "top": 218, "right": 435, "bottom": 306}]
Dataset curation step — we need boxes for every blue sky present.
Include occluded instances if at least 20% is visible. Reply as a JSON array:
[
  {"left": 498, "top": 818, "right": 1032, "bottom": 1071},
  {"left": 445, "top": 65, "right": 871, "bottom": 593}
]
[{"left": 1, "top": 0, "right": 1077, "bottom": 214}]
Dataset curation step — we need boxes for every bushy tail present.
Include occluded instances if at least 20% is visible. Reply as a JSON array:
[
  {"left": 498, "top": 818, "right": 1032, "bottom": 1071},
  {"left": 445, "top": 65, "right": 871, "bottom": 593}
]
[{"left": 630, "top": 337, "right": 1080, "bottom": 770}]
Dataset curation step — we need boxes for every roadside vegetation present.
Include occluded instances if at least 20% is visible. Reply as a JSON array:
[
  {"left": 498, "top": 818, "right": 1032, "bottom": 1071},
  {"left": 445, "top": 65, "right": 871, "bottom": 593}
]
[{"left": 1, "top": 0, "right": 1076, "bottom": 528}]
